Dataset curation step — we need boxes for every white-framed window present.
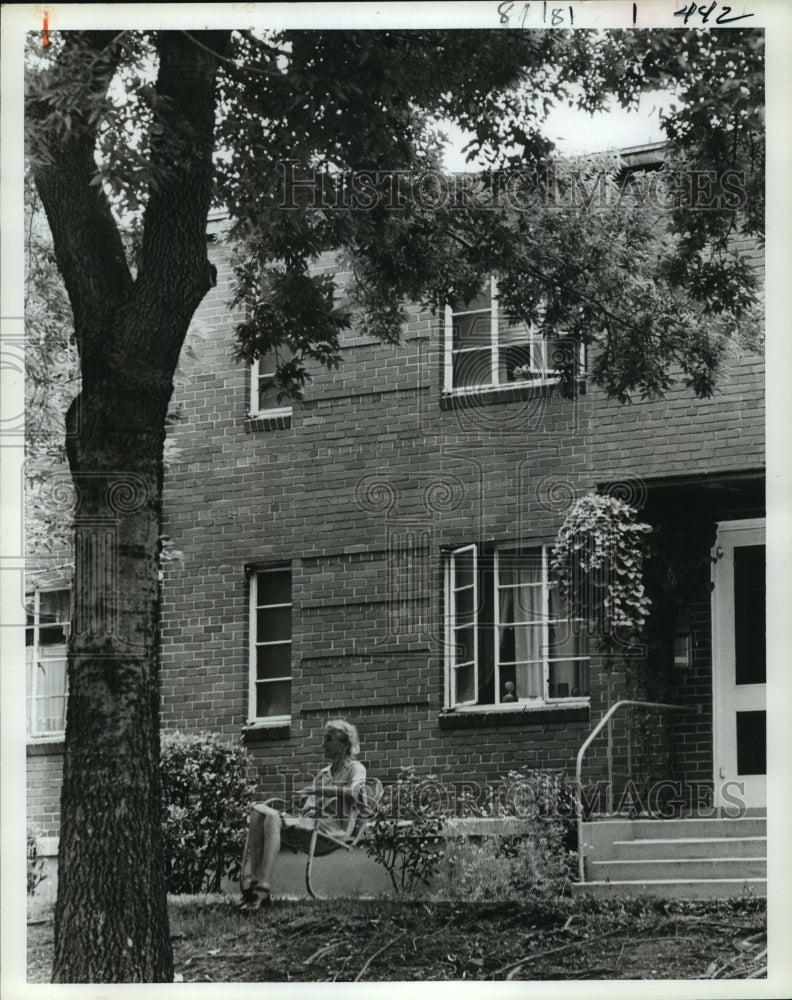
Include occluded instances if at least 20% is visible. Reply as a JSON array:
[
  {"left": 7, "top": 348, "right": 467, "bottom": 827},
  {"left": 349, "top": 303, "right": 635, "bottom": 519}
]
[
  {"left": 249, "top": 352, "right": 293, "bottom": 419},
  {"left": 248, "top": 565, "right": 292, "bottom": 723},
  {"left": 26, "top": 588, "right": 70, "bottom": 738},
  {"left": 443, "top": 276, "right": 585, "bottom": 393},
  {"left": 445, "top": 544, "right": 590, "bottom": 709}
]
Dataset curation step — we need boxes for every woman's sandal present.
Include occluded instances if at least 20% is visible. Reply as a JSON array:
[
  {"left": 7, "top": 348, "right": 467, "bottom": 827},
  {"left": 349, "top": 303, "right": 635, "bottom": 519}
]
[{"left": 239, "top": 884, "right": 272, "bottom": 914}]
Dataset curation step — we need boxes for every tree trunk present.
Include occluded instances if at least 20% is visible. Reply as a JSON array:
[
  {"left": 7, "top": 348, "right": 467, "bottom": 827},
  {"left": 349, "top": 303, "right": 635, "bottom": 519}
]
[
  {"left": 27, "top": 29, "right": 231, "bottom": 982},
  {"left": 52, "top": 376, "right": 174, "bottom": 982}
]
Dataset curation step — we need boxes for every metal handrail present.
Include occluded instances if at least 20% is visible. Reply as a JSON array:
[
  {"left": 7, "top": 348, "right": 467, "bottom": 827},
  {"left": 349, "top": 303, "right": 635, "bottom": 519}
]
[{"left": 575, "top": 699, "right": 701, "bottom": 883}]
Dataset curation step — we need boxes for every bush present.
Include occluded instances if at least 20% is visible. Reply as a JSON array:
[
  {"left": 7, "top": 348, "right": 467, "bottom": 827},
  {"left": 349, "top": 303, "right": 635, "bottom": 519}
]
[
  {"left": 434, "top": 824, "right": 574, "bottom": 902},
  {"left": 160, "top": 731, "right": 257, "bottom": 894},
  {"left": 364, "top": 767, "right": 445, "bottom": 895},
  {"left": 27, "top": 827, "right": 47, "bottom": 897}
]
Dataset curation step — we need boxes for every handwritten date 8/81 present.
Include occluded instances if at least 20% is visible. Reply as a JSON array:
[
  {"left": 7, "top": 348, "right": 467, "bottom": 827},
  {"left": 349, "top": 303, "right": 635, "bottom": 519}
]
[{"left": 498, "top": 3, "right": 574, "bottom": 27}]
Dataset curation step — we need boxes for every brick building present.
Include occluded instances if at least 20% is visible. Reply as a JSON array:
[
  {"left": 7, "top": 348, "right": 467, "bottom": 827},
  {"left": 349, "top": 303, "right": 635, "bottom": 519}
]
[{"left": 26, "top": 156, "right": 765, "bottom": 843}]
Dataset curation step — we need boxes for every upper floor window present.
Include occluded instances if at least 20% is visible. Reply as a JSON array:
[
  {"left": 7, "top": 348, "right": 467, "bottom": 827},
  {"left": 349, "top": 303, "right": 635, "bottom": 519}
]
[
  {"left": 26, "top": 588, "right": 70, "bottom": 738},
  {"left": 249, "top": 351, "right": 293, "bottom": 420},
  {"left": 444, "top": 544, "right": 589, "bottom": 710},
  {"left": 443, "top": 276, "right": 584, "bottom": 393},
  {"left": 249, "top": 565, "right": 292, "bottom": 723}
]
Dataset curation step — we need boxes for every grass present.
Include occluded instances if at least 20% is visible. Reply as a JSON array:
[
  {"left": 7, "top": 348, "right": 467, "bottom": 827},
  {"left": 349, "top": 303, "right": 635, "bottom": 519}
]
[{"left": 28, "top": 892, "right": 767, "bottom": 983}]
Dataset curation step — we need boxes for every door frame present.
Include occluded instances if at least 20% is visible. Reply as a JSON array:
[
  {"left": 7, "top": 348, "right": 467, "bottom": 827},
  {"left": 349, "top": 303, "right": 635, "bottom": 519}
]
[{"left": 711, "top": 517, "right": 766, "bottom": 811}]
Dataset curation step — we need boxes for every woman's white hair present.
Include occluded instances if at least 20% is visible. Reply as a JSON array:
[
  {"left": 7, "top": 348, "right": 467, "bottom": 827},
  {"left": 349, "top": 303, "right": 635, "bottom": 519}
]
[{"left": 325, "top": 718, "right": 360, "bottom": 758}]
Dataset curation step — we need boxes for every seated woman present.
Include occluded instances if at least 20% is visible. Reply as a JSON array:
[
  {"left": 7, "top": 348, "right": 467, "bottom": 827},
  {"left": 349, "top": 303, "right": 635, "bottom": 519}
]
[{"left": 240, "top": 718, "right": 366, "bottom": 911}]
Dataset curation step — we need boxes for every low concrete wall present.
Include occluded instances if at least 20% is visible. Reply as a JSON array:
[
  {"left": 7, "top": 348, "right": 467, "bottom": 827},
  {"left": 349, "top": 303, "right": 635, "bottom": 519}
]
[{"left": 33, "top": 818, "right": 542, "bottom": 903}]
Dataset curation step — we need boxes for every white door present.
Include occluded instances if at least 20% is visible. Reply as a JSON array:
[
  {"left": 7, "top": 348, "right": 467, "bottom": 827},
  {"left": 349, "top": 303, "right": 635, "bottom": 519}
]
[{"left": 712, "top": 519, "right": 766, "bottom": 811}]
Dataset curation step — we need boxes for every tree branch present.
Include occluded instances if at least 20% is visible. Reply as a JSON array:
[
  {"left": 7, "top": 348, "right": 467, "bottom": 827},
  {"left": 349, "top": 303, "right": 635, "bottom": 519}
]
[
  {"left": 131, "top": 30, "right": 231, "bottom": 372},
  {"left": 28, "top": 31, "right": 133, "bottom": 358}
]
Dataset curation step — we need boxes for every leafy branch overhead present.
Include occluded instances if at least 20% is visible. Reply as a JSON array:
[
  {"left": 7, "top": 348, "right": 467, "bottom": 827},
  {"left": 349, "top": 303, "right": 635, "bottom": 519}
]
[{"left": 27, "top": 28, "right": 764, "bottom": 407}]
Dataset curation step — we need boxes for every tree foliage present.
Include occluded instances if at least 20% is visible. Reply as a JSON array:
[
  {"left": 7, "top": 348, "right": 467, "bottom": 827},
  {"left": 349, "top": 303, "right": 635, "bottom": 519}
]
[
  {"left": 24, "top": 188, "right": 79, "bottom": 564},
  {"left": 28, "top": 28, "right": 764, "bottom": 407}
]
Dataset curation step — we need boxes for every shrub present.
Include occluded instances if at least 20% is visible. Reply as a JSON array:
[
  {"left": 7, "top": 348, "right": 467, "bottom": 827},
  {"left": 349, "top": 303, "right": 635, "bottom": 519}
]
[
  {"left": 364, "top": 767, "right": 445, "bottom": 895},
  {"left": 433, "top": 768, "right": 577, "bottom": 901},
  {"left": 160, "top": 731, "right": 257, "bottom": 894},
  {"left": 434, "top": 824, "right": 574, "bottom": 902},
  {"left": 27, "top": 826, "right": 47, "bottom": 897},
  {"left": 505, "top": 767, "right": 579, "bottom": 854}
]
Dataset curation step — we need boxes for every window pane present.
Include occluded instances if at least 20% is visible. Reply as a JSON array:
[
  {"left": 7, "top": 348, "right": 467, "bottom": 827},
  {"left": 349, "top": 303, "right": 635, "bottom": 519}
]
[
  {"left": 37, "top": 649, "right": 67, "bottom": 689},
  {"left": 452, "top": 348, "right": 491, "bottom": 388},
  {"left": 454, "top": 550, "right": 475, "bottom": 590},
  {"left": 25, "top": 646, "right": 35, "bottom": 733},
  {"left": 452, "top": 310, "right": 491, "bottom": 349},
  {"left": 736, "top": 710, "right": 766, "bottom": 775},
  {"left": 497, "top": 316, "right": 531, "bottom": 346},
  {"left": 258, "top": 374, "right": 281, "bottom": 412},
  {"left": 39, "top": 625, "right": 67, "bottom": 646},
  {"left": 499, "top": 343, "right": 544, "bottom": 382},
  {"left": 500, "top": 548, "right": 541, "bottom": 582},
  {"left": 455, "top": 663, "right": 475, "bottom": 703},
  {"left": 453, "top": 626, "right": 475, "bottom": 664},
  {"left": 545, "top": 337, "right": 575, "bottom": 371},
  {"left": 39, "top": 590, "right": 70, "bottom": 623},
  {"left": 257, "top": 605, "right": 291, "bottom": 642},
  {"left": 500, "top": 584, "right": 544, "bottom": 625},
  {"left": 39, "top": 695, "right": 67, "bottom": 733},
  {"left": 256, "top": 643, "right": 291, "bottom": 681},
  {"left": 500, "top": 624, "right": 543, "bottom": 664},
  {"left": 499, "top": 661, "right": 516, "bottom": 700},
  {"left": 734, "top": 545, "right": 765, "bottom": 685},
  {"left": 548, "top": 660, "right": 590, "bottom": 699},
  {"left": 451, "top": 286, "right": 491, "bottom": 313},
  {"left": 454, "top": 585, "right": 475, "bottom": 624},
  {"left": 256, "top": 679, "right": 291, "bottom": 718},
  {"left": 33, "top": 655, "right": 67, "bottom": 732},
  {"left": 515, "top": 661, "right": 543, "bottom": 698},
  {"left": 257, "top": 569, "right": 291, "bottom": 607}
]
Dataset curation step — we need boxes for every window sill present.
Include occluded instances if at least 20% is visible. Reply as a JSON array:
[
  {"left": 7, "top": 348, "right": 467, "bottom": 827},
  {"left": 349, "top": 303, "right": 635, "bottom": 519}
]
[
  {"left": 241, "top": 721, "right": 291, "bottom": 744},
  {"left": 27, "top": 738, "right": 65, "bottom": 755},
  {"left": 244, "top": 410, "right": 292, "bottom": 432},
  {"left": 440, "top": 379, "right": 585, "bottom": 411},
  {"left": 438, "top": 703, "right": 589, "bottom": 730}
]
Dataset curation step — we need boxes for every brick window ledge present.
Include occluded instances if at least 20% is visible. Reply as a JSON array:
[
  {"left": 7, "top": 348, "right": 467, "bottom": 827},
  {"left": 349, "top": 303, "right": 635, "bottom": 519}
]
[
  {"left": 440, "top": 379, "right": 585, "bottom": 411},
  {"left": 27, "top": 739, "right": 65, "bottom": 756},
  {"left": 244, "top": 411, "right": 292, "bottom": 433},
  {"left": 439, "top": 705, "right": 589, "bottom": 730},
  {"left": 242, "top": 723, "right": 291, "bottom": 744}
]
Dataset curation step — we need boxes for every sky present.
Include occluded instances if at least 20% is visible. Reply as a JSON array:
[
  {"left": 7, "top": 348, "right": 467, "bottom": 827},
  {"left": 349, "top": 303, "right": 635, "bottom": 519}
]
[{"left": 441, "top": 90, "right": 670, "bottom": 170}]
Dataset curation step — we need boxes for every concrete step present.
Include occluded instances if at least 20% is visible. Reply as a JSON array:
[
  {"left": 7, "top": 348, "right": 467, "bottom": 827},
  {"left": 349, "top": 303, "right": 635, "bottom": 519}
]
[
  {"left": 573, "top": 877, "right": 767, "bottom": 900},
  {"left": 590, "top": 856, "right": 767, "bottom": 881},
  {"left": 583, "top": 816, "right": 766, "bottom": 841},
  {"left": 613, "top": 835, "right": 766, "bottom": 860},
  {"left": 581, "top": 817, "right": 766, "bottom": 861}
]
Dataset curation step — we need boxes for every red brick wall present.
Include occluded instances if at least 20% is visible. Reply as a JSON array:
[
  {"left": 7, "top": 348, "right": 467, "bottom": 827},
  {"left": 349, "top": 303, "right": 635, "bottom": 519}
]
[
  {"left": 157, "top": 237, "right": 764, "bottom": 808},
  {"left": 27, "top": 747, "right": 64, "bottom": 837},
  {"left": 28, "top": 230, "right": 762, "bottom": 832}
]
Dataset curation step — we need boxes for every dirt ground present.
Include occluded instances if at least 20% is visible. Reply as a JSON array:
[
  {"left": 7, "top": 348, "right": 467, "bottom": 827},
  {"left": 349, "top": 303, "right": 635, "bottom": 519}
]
[{"left": 27, "top": 894, "right": 767, "bottom": 983}]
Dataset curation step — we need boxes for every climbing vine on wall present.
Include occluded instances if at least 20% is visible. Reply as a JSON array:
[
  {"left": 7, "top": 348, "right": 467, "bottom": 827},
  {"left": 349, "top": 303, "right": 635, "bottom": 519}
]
[{"left": 551, "top": 493, "right": 653, "bottom": 669}]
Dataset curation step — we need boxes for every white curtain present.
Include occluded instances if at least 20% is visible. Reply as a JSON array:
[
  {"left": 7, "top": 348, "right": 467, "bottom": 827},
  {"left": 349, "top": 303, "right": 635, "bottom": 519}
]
[{"left": 499, "top": 560, "right": 543, "bottom": 698}]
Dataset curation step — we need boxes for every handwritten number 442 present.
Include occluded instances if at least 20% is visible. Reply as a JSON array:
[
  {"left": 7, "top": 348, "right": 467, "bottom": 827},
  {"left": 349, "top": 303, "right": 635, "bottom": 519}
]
[{"left": 673, "top": 2, "right": 754, "bottom": 24}]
